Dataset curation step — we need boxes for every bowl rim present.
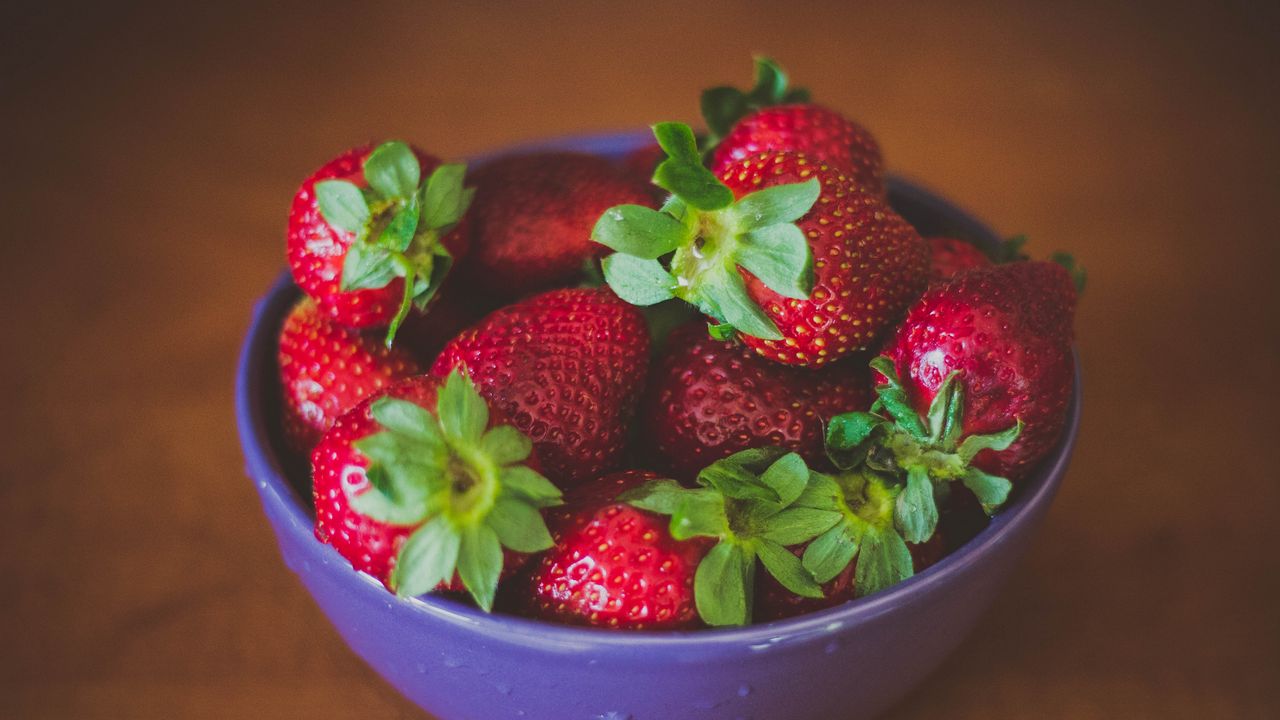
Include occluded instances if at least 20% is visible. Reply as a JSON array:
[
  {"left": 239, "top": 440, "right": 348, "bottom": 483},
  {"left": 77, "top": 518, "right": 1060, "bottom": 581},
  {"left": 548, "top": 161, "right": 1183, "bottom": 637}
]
[{"left": 237, "top": 128, "right": 1081, "bottom": 650}]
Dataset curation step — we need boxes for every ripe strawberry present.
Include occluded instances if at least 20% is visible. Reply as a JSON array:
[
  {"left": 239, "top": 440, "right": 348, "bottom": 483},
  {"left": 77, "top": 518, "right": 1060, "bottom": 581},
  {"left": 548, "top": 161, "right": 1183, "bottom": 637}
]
[
  {"left": 287, "top": 141, "right": 474, "bottom": 344},
  {"left": 531, "top": 448, "right": 839, "bottom": 628},
  {"left": 311, "top": 371, "right": 563, "bottom": 609},
  {"left": 278, "top": 298, "right": 424, "bottom": 453},
  {"left": 594, "top": 122, "right": 927, "bottom": 368},
  {"left": 699, "top": 58, "right": 883, "bottom": 195},
  {"left": 459, "top": 152, "right": 656, "bottom": 303},
  {"left": 927, "top": 236, "right": 991, "bottom": 282},
  {"left": 525, "top": 470, "right": 711, "bottom": 630},
  {"left": 429, "top": 287, "right": 650, "bottom": 487},
  {"left": 640, "top": 322, "right": 871, "bottom": 480}
]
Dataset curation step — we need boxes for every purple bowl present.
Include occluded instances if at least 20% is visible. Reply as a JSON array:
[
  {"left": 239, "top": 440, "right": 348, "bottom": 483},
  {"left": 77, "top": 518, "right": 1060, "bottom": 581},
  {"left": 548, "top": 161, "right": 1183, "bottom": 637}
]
[{"left": 236, "top": 130, "right": 1081, "bottom": 720}]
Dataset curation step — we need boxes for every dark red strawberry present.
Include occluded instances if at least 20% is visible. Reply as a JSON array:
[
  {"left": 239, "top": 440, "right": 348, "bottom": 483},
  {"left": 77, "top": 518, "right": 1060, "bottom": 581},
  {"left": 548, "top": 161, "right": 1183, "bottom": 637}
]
[
  {"left": 641, "top": 322, "right": 871, "bottom": 480},
  {"left": 429, "top": 287, "right": 650, "bottom": 487},
  {"left": 395, "top": 286, "right": 487, "bottom": 365},
  {"left": 699, "top": 58, "right": 883, "bottom": 195},
  {"left": 460, "top": 152, "right": 656, "bottom": 303},
  {"left": 526, "top": 470, "right": 712, "bottom": 630},
  {"left": 311, "top": 371, "right": 563, "bottom": 610},
  {"left": 278, "top": 298, "right": 423, "bottom": 452},
  {"left": 287, "top": 141, "right": 474, "bottom": 343},
  {"left": 927, "top": 236, "right": 992, "bottom": 282},
  {"left": 594, "top": 123, "right": 927, "bottom": 368}
]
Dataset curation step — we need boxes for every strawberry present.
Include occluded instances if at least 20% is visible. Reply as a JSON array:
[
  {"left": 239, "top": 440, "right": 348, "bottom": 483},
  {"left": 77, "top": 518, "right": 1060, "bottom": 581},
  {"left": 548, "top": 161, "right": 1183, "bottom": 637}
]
[
  {"left": 594, "top": 122, "right": 927, "bottom": 367},
  {"left": 700, "top": 58, "right": 884, "bottom": 195},
  {"left": 287, "top": 141, "right": 474, "bottom": 344},
  {"left": 820, "top": 260, "right": 1078, "bottom": 546},
  {"left": 525, "top": 470, "right": 711, "bottom": 630},
  {"left": 278, "top": 298, "right": 424, "bottom": 453},
  {"left": 927, "top": 236, "right": 992, "bottom": 282},
  {"left": 532, "top": 448, "right": 839, "bottom": 627},
  {"left": 429, "top": 287, "right": 650, "bottom": 487},
  {"left": 460, "top": 152, "right": 656, "bottom": 303},
  {"left": 311, "top": 370, "right": 563, "bottom": 610},
  {"left": 640, "top": 322, "right": 871, "bottom": 480}
]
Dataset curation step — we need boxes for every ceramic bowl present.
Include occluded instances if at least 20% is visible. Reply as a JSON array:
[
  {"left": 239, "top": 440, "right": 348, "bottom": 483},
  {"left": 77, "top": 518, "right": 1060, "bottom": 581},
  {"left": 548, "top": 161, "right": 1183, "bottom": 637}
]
[{"left": 236, "top": 130, "right": 1080, "bottom": 720}]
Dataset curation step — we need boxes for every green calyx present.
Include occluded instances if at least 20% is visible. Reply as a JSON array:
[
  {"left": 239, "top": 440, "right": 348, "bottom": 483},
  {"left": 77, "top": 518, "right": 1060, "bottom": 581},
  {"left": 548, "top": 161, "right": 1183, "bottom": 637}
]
[
  {"left": 700, "top": 56, "right": 811, "bottom": 156},
  {"left": 1050, "top": 251, "right": 1088, "bottom": 292},
  {"left": 593, "top": 121, "right": 820, "bottom": 342},
  {"left": 619, "top": 448, "right": 841, "bottom": 626},
  {"left": 314, "top": 141, "right": 475, "bottom": 347},
  {"left": 345, "top": 369, "right": 562, "bottom": 611},
  {"left": 822, "top": 356, "right": 1022, "bottom": 550}
]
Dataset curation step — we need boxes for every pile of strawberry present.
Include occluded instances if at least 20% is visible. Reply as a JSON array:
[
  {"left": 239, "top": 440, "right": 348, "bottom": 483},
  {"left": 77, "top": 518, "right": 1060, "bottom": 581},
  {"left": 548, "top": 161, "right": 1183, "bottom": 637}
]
[{"left": 277, "top": 59, "right": 1081, "bottom": 630}]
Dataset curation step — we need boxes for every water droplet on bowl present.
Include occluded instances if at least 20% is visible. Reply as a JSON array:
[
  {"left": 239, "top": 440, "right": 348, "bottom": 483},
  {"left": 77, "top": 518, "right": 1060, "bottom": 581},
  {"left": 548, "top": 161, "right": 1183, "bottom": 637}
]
[
  {"left": 595, "top": 712, "right": 631, "bottom": 720},
  {"left": 443, "top": 657, "right": 463, "bottom": 669},
  {"left": 738, "top": 684, "right": 752, "bottom": 697}
]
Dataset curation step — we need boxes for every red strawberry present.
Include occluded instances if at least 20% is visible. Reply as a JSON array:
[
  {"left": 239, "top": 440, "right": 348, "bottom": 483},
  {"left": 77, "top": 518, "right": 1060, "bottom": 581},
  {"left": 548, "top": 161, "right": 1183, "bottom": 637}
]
[
  {"left": 594, "top": 123, "right": 927, "bottom": 368},
  {"left": 287, "top": 141, "right": 474, "bottom": 343},
  {"left": 641, "top": 322, "right": 871, "bottom": 480},
  {"left": 312, "top": 371, "right": 563, "bottom": 610},
  {"left": 699, "top": 58, "right": 883, "bottom": 195},
  {"left": 395, "top": 286, "right": 487, "bottom": 365},
  {"left": 278, "top": 298, "right": 423, "bottom": 452},
  {"left": 429, "top": 287, "right": 650, "bottom": 487},
  {"left": 460, "top": 152, "right": 656, "bottom": 303},
  {"left": 526, "top": 470, "right": 711, "bottom": 630},
  {"left": 881, "top": 260, "right": 1077, "bottom": 481},
  {"left": 712, "top": 105, "right": 884, "bottom": 196},
  {"left": 927, "top": 236, "right": 992, "bottom": 282}
]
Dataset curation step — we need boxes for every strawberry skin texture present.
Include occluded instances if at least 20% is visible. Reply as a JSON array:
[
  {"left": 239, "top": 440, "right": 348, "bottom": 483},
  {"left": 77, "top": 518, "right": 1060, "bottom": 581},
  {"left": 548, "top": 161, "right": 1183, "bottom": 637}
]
[
  {"left": 287, "top": 144, "right": 468, "bottom": 329},
  {"left": 642, "top": 323, "right": 871, "bottom": 480},
  {"left": 711, "top": 104, "right": 885, "bottom": 196},
  {"left": 719, "top": 153, "right": 929, "bottom": 366},
  {"left": 883, "top": 261, "right": 1077, "bottom": 480},
  {"left": 462, "top": 152, "right": 656, "bottom": 302},
  {"left": 927, "top": 236, "right": 992, "bottom": 282},
  {"left": 278, "top": 298, "right": 424, "bottom": 453},
  {"left": 526, "top": 470, "right": 712, "bottom": 629},
  {"left": 429, "top": 287, "right": 650, "bottom": 487},
  {"left": 310, "top": 376, "right": 529, "bottom": 588}
]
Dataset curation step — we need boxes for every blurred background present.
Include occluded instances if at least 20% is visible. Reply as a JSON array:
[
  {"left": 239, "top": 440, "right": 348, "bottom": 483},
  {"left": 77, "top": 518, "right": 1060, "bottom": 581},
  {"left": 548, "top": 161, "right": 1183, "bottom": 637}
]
[{"left": 3, "top": 1, "right": 1277, "bottom": 717}]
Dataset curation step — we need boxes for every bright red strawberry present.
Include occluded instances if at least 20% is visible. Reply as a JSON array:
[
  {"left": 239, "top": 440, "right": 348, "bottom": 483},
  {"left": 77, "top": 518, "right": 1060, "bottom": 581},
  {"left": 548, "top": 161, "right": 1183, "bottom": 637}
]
[
  {"left": 699, "top": 58, "right": 882, "bottom": 195},
  {"left": 641, "top": 322, "right": 871, "bottom": 480},
  {"left": 312, "top": 371, "right": 563, "bottom": 610},
  {"left": 526, "top": 470, "right": 712, "bottom": 630},
  {"left": 927, "top": 236, "right": 992, "bottom": 282},
  {"left": 429, "top": 287, "right": 650, "bottom": 487},
  {"left": 594, "top": 123, "right": 927, "bottom": 368},
  {"left": 460, "top": 152, "right": 656, "bottom": 303},
  {"left": 287, "top": 141, "right": 474, "bottom": 343},
  {"left": 712, "top": 105, "right": 884, "bottom": 196},
  {"left": 278, "top": 298, "right": 423, "bottom": 453},
  {"left": 881, "top": 261, "right": 1077, "bottom": 481}
]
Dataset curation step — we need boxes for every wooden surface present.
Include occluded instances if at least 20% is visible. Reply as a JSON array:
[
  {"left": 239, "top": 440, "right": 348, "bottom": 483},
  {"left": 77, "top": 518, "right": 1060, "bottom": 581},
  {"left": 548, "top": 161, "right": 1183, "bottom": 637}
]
[{"left": 3, "top": 1, "right": 1278, "bottom": 717}]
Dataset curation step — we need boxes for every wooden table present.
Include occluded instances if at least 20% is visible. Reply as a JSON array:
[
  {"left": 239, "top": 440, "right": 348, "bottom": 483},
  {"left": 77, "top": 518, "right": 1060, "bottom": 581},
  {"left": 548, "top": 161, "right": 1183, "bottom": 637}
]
[{"left": 4, "top": 1, "right": 1277, "bottom": 717}]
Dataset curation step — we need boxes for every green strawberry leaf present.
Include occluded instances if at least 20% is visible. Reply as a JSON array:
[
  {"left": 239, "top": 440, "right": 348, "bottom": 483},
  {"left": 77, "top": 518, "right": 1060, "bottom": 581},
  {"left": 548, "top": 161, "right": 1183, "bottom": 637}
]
[
  {"left": 747, "top": 56, "right": 791, "bottom": 106},
  {"left": 700, "top": 86, "right": 749, "bottom": 139},
  {"left": 854, "top": 528, "right": 914, "bottom": 596},
  {"left": 895, "top": 466, "right": 939, "bottom": 544},
  {"left": 420, "top": 163, "right": 472, "bottom": 231},
  {"left": 825, "top": 411, "right": 887, "bottom": 470},
  {"left": 869, "top": 356, "right": 929, "bottom": 440},
  {"left": 315, "top": 179, "right": 371, "bottom": 233},
  {"left": 376, "top": 196, "right": 421, "bottom": 252},
  {"left": 957, "top": 419, "right": 1023, "bottom": 463},
  {"left": 670, "top": 491, "right": 730, "bottom": 541},
  {"left": 619, "top": 478, "right": 694, "bottom": 515},
  {"left": 369, "top": 397, "right": 444, "bottom": 446},
  {"left": 457, "top": 524, "right": 503, "bottom": 611},
  {"left": 735, "top": 223, "right": 814, "bottom": 301},
  {"left": 339, "top": 241, "right": 400, "bottom": 292},
  {"left": 803, "top": 522, "right": 861, "bottom": 584},
  {"left": 694, "top": 541, "right": 753, "bottom": 626},
  {"left": 345, "top": 476, "right": 430, "bottom": 526},
  {"left": 435, "top": 370, "right": 489, "bottom": 444},
  {"left": 730, "top": 178, "right": 821, "bottom": 229},
  {"left": 409, "top": 249, "right": 452, "bottom": 312},
  {"left": 1051, "top": 251, "right": 1088, "bottom": 292},
  {"left": 499, "top": 466, "right": 562, "bottom": 508},
  {"left": 654, "top": 159, "right": 734, "bottom": 211},
  {"left": 961, "top": 467, "right": 1013, "bottom": 514},
  {"left": 699, "top": 266, "right": 783, "bottom": 340},
  {"left": 758, "top": 452, "right": 810, "bottom": 509},
  {"left": 698, "top": 460, "right": 782, "bottom": 503},
  {"left": 756, "top": 538, "right": 823, "bottom": 598},
  {"left": 925, "top": 370, "right": 961, "bottom": 444},
  {"left": 485, "top": 496, "right": 554, "bottom": 553},
  {"left": 478, "top": 425, "right": 532, "bottom": 466},
  {"left": 363, "top": 141, "right": 421, "bottom": 200},
  {"left": 601, "top": 253, "right": 677, "bottom": 306},
  {"left": 592, "top": 204, "right": 688, "bottom": 259},
  {"left": 391, "top": 520, "right": 461, "bottom": 597},
  {"left": 653, "top": 121, "right": 702, "bottom": 164},
  {"left": 791, "top": 472, "right": 844, "bottom": 511},
  {"left": 759, "top": 507, "right": 842, "bottom": 546},
  {"left": 706, "top": 322, "right": 736, "bottom": 341}
]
